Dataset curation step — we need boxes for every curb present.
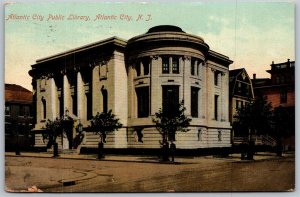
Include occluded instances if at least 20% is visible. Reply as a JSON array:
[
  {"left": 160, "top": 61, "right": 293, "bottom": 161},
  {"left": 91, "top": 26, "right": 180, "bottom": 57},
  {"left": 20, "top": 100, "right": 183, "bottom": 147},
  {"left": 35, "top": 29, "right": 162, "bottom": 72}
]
[{"left": 5, "top": 154, "right": 185, "bottom": 165}]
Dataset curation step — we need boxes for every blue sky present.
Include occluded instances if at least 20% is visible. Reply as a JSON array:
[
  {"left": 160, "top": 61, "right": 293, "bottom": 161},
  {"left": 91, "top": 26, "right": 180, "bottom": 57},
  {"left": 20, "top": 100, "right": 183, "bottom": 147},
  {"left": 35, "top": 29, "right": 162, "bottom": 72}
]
[{"left": 5, "top": 1, "right": 295, "bottom": 90}]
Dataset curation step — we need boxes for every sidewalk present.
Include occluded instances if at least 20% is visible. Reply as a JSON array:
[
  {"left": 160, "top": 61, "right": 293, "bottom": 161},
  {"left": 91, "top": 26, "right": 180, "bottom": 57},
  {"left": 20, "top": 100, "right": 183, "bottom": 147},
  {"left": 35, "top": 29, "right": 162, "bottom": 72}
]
[{"left": 5, "top": 151, "right": 293, "bottom": 164}]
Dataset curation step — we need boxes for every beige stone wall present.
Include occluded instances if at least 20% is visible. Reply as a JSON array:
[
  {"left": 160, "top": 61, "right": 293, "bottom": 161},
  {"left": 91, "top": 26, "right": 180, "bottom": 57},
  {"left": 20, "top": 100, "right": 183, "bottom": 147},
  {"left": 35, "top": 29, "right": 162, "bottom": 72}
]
[{"left": 32, "top": 35, "right": 232, "bottom": 150}]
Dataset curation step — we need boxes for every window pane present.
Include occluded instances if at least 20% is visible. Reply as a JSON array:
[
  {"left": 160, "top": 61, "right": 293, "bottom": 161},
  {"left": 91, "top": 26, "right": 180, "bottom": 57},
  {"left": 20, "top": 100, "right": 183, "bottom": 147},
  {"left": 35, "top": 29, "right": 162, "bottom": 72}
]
[
  {"left": 5, "top": 106, "right": 10, "bottom": 116},
  {"left": 162, "top": 57, "right": 169, "bottom": 74},
  {"left": 172, "top": 57, "right": 179, "bottom": 74},
  {"left": 280, "top": 89, "right": 287, "bottom": 103},
  {"left": 24, "top": 106, "right": 30, "bottom": 116}
]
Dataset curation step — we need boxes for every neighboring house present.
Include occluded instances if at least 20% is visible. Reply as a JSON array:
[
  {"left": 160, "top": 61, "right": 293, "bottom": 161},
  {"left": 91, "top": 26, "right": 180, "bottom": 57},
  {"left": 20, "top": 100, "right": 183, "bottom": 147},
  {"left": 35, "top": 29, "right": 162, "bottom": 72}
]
[
  {"left": 229, "top": 68, "right": 255, "bottom": 124},
  {"left": 5, "top": 84, "right": 34, "bottom": 151},
  {"left": 252, "top": 59, "right": 295, "bottom": 109},
  {"left": 29, "top": 25, "right": 233, "bottom": 152},
  {"left": 252, "top": 59, "right": 295, "bottom": 150}
]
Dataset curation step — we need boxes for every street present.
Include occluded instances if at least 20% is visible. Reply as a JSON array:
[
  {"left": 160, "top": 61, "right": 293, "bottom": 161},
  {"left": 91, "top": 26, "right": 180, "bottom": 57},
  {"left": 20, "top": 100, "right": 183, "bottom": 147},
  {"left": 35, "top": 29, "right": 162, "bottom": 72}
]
[{"left": 5, "top": 154, "right": 295, "bottom": 192}]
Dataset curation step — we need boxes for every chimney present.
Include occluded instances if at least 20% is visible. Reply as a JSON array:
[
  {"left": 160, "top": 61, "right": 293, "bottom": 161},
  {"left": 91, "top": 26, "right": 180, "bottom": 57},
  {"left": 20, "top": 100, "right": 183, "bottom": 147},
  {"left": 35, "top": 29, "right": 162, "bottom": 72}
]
[{"left": 253, "top": 73, "right": 256, "bottom": 80}]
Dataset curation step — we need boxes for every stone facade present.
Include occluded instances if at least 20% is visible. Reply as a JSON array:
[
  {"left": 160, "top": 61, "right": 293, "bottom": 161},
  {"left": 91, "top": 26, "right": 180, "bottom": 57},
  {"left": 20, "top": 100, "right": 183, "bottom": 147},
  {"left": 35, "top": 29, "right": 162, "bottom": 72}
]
[{"left": 29, "top": 25, "right": 233, "bottom": 151}]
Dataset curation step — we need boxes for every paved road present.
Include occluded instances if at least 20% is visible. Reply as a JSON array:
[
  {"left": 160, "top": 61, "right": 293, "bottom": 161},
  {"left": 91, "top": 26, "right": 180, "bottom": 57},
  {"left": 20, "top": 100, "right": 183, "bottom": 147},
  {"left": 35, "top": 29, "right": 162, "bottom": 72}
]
[{"left": 5, "top": 155, "right": 295, "bottom": 192}]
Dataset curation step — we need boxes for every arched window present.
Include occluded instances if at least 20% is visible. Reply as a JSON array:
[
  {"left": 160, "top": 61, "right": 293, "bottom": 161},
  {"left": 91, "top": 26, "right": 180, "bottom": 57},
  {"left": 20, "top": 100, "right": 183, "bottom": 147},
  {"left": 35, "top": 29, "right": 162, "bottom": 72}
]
[
  {"left": 41, "top": 97, "right": 46, "bottom": 120},
  {"left": 101, "top": 87, "right": 108, "bottom": 113}
]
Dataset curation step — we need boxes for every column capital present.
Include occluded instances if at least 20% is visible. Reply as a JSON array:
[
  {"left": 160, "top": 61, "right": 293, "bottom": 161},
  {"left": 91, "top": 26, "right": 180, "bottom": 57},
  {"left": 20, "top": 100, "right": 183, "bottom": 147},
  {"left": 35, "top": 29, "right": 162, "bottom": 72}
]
[
  {"left": 61, "top": 68, "right": 67, "bottom": 75},
  {"left": 74, "top": 65, "right": 81, "bottom": 73},
  {"left": 183, "top": 56, "right": 191, "bottom": 61},
  {"left": 150, "top": 55, "right": 159, "bottom": 60}
]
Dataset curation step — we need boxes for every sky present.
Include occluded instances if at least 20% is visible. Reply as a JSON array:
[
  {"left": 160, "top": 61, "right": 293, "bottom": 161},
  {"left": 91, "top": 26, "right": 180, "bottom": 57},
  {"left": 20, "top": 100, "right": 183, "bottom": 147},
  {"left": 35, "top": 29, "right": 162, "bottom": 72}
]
[{"left": 4, "top": 1, "right": 295, "bottom": 91}]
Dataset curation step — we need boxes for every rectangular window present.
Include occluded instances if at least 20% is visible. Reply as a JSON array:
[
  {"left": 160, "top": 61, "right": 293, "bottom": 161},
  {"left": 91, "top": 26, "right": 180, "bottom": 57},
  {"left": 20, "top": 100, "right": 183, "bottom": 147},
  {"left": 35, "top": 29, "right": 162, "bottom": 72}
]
[
  {"left": 280, "top": 89, "right": 287, "bottom": 103},
  {"left": 191, "top": 87, "right": 199, "bottom": 117},
  {"left": 214, "top": 95, "right": 219, "bottom": 120},
  {"left": 275, "top": 76, "right": 280, "bottom": 84},
  {"left": 162, "top": 57, "right": 169, "bottom": 74},
  {"left": 172, "top": 57, "right": 179, "bottom": 74},
  {"left": 20, "top": 106, "right": 30, "bottom": 117},
  {"left": 214, "top": 72, "right": 219, "bottom": 86},
  {"left": 19, "top": 105, "right": 25, "bottom": 116},
  {"left": 236, "top": 100, "right": 239, "bottom": 110},
  {"left": 280, "top": 76, "right": 285, "bottom": 84},
  {"left": 162, "top": 86, "right": 179, "bottom": 116},
  {"left": 5, "top": 106, "right": 10, "bottom": 116},
  {"left": 136, "top": 87, "right": 149, "bottom": 118},
  {"left": 191, "top": 58, "right": 195, "bottom": 75}
]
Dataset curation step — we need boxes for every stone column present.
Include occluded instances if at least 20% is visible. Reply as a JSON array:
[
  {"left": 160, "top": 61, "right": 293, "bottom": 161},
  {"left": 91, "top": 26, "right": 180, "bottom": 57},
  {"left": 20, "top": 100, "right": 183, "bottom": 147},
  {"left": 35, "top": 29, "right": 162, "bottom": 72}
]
[
  {"left": 63, "top": 73, "right": 71, "bottom": 115},
  {"left": 208, "top": 67, "right": 215, "bottom": 121},
  {"left": 150, "top": 55, "right": 161, "bottom": 115},
  {"left": 128, "top": 64, "right": 135, "bottom": 118},
  {"left": 223, "top": 72, "right": 229, "bottom": 122},
  {"left": 201, "top": 62, "right": 206, "bottom": 119},
  {"left": 220, "top": 72, "right": 223, "bottom": 121},
  {"left": 183, "top": 56, "right": 191, "bottom": 115},
  {"left": 195, "top": 60, "right": 198, "bottom": 76},
  {"left": 92, "top": 65, "right": 100, "bottom": 116},
  {"left": 49, "top": 77, "right": 57, "bottom": 120},
  {"left": 77, "top": 71, "right": 85, "bottom": 122}
]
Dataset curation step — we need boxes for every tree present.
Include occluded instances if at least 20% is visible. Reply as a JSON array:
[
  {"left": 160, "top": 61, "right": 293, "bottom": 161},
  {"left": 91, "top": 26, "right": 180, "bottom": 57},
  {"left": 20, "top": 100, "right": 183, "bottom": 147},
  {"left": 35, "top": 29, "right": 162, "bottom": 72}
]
[
  {"left": 89, "top": 110, "right": 123, "bottom": 159},
  {"left": 234, "top": 96, "right": 273, "bottom": 139},
  {"left": 152, "top": 101, "right": 191, "bottom": 161},
  {"left": 233, "top": 96, "right": 272, "bottom": 159},
  {"left": 43, "top": 118, "right": 64, "bottom": 157},
  {"left": 271, "top": 106, "right": 295, "bottom": 156}
]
